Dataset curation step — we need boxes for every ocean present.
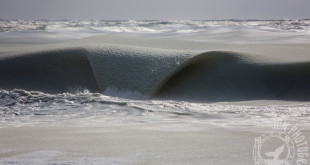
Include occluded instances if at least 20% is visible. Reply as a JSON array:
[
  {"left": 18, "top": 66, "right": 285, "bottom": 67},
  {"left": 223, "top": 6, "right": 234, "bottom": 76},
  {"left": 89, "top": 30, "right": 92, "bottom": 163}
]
[{"left": 0, "top": 20, "right": 310, "bottom": 165}]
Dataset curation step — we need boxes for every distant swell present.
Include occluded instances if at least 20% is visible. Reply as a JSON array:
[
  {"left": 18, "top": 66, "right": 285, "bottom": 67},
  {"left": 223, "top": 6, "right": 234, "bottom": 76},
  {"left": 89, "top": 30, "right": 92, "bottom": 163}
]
[{"left": 0, "top": 45, "right": 310, "bottom": 102}]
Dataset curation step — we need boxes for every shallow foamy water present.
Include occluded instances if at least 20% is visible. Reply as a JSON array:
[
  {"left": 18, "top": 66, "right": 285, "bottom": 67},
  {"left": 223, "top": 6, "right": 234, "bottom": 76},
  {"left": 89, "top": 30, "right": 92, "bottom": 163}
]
[{"left": 1, "top": 89, "right": 309, "bottom": 129}]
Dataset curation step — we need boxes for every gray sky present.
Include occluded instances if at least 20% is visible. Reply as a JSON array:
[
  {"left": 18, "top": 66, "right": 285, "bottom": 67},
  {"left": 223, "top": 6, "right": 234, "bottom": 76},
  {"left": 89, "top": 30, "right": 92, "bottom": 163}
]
[{"left": 0, "top": 0, "right": 309, "bottom": 20}]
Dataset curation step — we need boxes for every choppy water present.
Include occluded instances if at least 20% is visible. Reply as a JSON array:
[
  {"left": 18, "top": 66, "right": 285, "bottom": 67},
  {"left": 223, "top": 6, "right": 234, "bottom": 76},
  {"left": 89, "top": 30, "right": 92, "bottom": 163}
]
[
  {"left": 1, "top": 89, "right": 310, "bottom": 128},
  {"left": 1, "top": 19, "right": 310, "bottom": 43},
  {"left": 1, "top": 19, "right": 310, "bottom": 33}
]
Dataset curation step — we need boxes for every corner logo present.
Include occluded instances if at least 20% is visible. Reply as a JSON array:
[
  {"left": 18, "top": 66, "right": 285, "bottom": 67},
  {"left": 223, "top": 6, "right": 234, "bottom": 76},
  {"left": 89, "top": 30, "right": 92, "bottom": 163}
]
[{"left": 253, "top": 119, "right": 309, "bottom": 165}]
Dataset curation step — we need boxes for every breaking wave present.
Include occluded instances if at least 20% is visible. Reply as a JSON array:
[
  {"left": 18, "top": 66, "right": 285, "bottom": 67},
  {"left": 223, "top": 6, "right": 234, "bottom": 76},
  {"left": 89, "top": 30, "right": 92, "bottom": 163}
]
[{"left": 1, "top": 44, "right": 310, "bottom": 102}]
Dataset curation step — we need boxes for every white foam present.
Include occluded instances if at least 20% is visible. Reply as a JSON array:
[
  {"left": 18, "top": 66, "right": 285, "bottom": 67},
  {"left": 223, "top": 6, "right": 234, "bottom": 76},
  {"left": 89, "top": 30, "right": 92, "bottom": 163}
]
[{"left": 1, "top": 88, "right": 310, "bottom": 129}]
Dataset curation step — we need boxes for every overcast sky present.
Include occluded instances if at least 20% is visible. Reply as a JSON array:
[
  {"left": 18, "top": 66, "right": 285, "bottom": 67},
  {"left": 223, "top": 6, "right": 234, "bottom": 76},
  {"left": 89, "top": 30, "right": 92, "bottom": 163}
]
[{"left": 0, "top": 0, "right": 309, "bottom": 20}]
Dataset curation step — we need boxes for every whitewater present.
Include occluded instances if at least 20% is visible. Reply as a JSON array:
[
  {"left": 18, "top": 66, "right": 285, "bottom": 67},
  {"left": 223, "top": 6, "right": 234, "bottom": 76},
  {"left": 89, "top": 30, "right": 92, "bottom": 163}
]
[{"left": 0, "top": 20, "right": 310, "bottom": 165}]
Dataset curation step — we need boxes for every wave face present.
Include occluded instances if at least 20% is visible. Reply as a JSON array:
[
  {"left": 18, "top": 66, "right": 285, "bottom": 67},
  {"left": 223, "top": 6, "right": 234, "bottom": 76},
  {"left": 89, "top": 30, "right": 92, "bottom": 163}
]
[
  {"left": 1, "top": 44, "right": 310, "bottom": 102},
  {"left": 86, "top": 45, "right": 197, "bottom": 95},
  {"left": 155, "top": 52, "right": 310, "bottom": 101},
  {"left": 0, "top": 48, "right": 99, "bottom": 93}
]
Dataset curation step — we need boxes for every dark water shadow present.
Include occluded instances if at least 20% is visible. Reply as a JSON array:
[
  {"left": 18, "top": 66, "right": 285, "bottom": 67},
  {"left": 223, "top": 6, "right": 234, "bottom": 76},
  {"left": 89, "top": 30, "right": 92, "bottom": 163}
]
[
  {"left": 154, "top": 52, "right": 310, "bottom": 102},
  {"left": 0, "top": 49, "right": 99, "bottom": 93}
]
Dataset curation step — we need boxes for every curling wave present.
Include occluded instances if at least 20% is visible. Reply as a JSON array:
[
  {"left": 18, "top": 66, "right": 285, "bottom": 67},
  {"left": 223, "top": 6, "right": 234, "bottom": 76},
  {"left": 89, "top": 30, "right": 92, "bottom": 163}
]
[{"left": 0, "top": 44, "right": 310, "bottom": 102}]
